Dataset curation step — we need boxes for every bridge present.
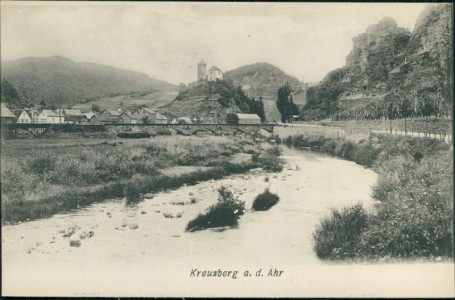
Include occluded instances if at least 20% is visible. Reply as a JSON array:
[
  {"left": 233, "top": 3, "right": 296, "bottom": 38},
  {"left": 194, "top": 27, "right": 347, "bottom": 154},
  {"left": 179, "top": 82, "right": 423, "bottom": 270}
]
[{"left": 4, "top": 123, "right": 275, "bottom": 138}]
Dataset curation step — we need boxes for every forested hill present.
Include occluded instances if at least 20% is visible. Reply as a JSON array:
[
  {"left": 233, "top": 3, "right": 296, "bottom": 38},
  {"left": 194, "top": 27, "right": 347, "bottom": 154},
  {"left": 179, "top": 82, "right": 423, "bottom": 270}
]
[
  {"left": 1, "top": 56, "right": 177, "bottom": 107},
  {"left": 224, "top": 63, "right": 305, "bottom": 105},
  {"left": 301, "top": 3, "right": 452, "bottom": 121}
]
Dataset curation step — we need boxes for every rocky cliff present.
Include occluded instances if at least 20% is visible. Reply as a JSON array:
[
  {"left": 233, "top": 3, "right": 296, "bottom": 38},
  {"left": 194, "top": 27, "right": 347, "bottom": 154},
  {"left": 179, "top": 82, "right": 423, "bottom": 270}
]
[{"left": 302, "top": 3, "right": 452, "bottom": 121}]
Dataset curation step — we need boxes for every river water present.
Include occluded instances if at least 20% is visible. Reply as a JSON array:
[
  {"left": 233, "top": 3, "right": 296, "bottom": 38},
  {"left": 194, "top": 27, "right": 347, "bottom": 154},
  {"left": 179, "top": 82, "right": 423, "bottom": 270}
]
[{"left": 2, "top": 146, "right": 454, "bottom": 297}]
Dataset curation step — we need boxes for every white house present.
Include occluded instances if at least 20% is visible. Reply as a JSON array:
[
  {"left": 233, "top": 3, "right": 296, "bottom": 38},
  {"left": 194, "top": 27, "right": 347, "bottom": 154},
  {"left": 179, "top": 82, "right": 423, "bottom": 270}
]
[
  {"left": 236, "top": 113, "right": 261, "bottom": 124},
  {"left": 208, "top": 66, "right": 223, "bottom": 81},
  {"left": 154, "top": 113, "right": 168, "bottom": 124},
  {"left": 14, "top": 110, "right": 32, "bottom": 123},
  {"left": 37, "top": 110, "right": 64, "bottom": 124}
]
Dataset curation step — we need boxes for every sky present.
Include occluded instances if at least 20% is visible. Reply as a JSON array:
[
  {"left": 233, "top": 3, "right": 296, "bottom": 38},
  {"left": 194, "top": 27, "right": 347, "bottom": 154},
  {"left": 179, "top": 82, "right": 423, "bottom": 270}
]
[{"left": 1, "top": 1, "right": 429, "bottom": 85}]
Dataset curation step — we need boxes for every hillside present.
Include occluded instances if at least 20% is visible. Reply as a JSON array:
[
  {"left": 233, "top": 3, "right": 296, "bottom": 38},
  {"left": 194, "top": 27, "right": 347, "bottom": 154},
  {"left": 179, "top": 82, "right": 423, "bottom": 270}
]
[
  {"left": 301, "top": 3, "right": 452, "bottom": 121},
  {"left": 162, "top": 80, "right": 265, "bottom": 122},
  {"left": 1, "top": 56, "right": 177, "bottom": 107},
  {"left": 224, "top": 63, "right": 306, "bottom": 103}
]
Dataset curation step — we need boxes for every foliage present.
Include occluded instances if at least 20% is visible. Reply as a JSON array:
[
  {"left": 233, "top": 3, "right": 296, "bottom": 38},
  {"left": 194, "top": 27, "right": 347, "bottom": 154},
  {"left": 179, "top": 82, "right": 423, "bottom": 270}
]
[
  {"left": 186, "top": 186, "right": 245, "bottom": 232},
  {"left": 1, "top": 136, "right": 263, "bottom": 223},
  {"left": 313, "top": 204, "right": 369, "bottom": 259},
  {"left": 305, "top": 134, "right": 453, "bottom": 260},
  {"left": 225, "top": 113, "right": 239, "bottom": 125},
  {"left": 252, "top": 188, "right": 280, "bottom": 211},
  {"left": 276, "top": 82, "right": 300, "bottom": 123},
  {"left": 252, "top": 146, "right": 283, "bottom": 172}
]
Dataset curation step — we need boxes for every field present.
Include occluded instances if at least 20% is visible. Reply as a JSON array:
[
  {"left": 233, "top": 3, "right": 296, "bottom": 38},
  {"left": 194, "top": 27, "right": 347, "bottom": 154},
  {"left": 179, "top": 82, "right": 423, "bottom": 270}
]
[
  {"left": 71, "top": 90, "right": 178, "bottom": 112},
  {"left": 1, "top": 135, "right": 281, "bottom": 223}
]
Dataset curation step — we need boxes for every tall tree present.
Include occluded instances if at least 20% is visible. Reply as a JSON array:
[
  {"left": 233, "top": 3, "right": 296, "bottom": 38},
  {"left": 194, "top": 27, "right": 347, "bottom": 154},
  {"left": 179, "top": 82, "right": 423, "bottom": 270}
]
[{"left": 276, "top": 82, "right": 294, "bottom": 123}]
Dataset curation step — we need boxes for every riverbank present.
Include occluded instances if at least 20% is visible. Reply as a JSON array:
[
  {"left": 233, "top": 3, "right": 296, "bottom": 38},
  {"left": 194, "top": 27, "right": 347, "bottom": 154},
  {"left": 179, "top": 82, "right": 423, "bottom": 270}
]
[
  {"left": 281, "top": 133, "right": 453, "bottom": 260},
  {"left": 1, "top": 136, "right": 282, "bottom": 223}
]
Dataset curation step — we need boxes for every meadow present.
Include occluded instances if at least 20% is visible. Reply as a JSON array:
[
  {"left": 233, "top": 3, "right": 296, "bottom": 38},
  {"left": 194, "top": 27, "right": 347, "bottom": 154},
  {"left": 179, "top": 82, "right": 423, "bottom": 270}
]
[
  {"left": 283, "top": 133, "right": 453, "bottom": 260},
  {"left": 1, "top": 135, "right": 274, "bottom": 223}
]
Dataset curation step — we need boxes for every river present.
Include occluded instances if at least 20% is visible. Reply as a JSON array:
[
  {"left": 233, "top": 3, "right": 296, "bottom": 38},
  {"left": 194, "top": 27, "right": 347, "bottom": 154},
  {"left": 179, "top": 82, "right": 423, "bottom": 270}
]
[{"left": 2, "top": 146, "right": 454, "bottom": 297}]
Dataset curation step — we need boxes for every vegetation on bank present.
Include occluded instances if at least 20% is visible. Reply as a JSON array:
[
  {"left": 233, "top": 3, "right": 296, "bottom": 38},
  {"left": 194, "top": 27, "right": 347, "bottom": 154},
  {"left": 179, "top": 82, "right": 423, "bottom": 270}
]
[
  {"left": 1, "top": 136, "right": 282, "bottom": 223},
  {"left": 283, "top": 133, "right": 453, "bottom": 260},
  {"left": 186, "top": 186, "right": 246, "bottom": 232},
  {"left": 252, "top": 188, "right": 280, "bottom": 211}
]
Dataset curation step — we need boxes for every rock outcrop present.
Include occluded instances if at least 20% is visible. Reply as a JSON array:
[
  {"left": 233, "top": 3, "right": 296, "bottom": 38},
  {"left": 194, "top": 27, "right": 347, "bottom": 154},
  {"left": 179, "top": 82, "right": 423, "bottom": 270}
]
[{"left": 302, "top": 4, "right": 452, "bottom": 120}]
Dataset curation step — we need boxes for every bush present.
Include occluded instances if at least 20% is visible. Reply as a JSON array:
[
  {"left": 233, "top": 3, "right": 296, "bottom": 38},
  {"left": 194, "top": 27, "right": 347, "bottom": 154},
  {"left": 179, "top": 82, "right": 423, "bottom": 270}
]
[
  {"left": 313, "top": 204, "right": 369, "bottom": 259},
  {"left": 30, "top": 155, "right": 56, "bottom": 174},
  {"left": 252, "top": 188, "right": 279, "bottom": 211},
  {"left": 186, "top": 186, "right": 245, "bottom": 232},
  {"left": 253, "top": 146, "right": 284, "bottom": 172}
]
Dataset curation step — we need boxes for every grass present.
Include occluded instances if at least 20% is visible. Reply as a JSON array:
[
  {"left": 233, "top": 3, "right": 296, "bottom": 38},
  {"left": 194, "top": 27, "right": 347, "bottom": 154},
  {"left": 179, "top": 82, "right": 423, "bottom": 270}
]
[
  {"left": 252, "top": 146, "right": 284, "bottom": 172},
  {"left": 1, "top": 136, "right": 276, "bottom": 223},
  {"left": 252, "top": 188, "right": 280, "bottom": 211},
  {"left": 186, "top": 186, "right": 245, "bottom": 232},
  {"left": 283, "top": 133, "right": 453, "bottom": 260}
]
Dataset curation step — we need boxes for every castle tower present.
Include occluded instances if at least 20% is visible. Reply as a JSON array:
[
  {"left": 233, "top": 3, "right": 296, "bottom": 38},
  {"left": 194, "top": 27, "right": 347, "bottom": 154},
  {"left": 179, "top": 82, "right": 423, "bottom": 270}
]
[{"left": 197, "top": 60, "right": 207, "bottom": 81}]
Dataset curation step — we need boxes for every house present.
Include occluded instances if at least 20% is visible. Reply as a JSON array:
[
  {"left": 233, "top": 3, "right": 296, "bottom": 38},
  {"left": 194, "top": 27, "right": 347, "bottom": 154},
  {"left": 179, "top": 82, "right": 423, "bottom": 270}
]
[
  {"left": 99, "top": 109, "right": 123, "bottom": 124},
  {"left": 30, "top": 109, "right": 40, "bottom": 123},
  {"left": 235, "top": 113, "right": 261, "bottom": 124},
  {"left": 120, "top": 111, "right": 140, "bottom": 124},
  {"left": 208, "top": 66, "right": 223, "bottom": 81},
  {"left": 37, "top": 110, "right": 64, "bottom": 124},
  {"left": 65, "top": 114, "right": 87, "bottom": 124},
  {"left": 1, "top": 104, "right": 16, "bottom": 124},
  {"left": 154, "top": 113, "right": 168, "bottom": 124},
  {"left": 63, "top": 109, "right": 82, "bottom": 116},
  {"left": 14, "top": 110, "right": 32, "bottom": 123},
  {"left": 100, "top": 109, "right": 122, "bottom": 118},
  {"left": 86, "top": 114, "right": 101, "bottom": 125},
  {"left": 176, "top": 117, "right": 192, "bottom": 124},
  {"left": 133, "top": 107, "right": 156, "bottom": 116},
  {"left": 83, "top": 111, "right": 96, "bottom": 120}
]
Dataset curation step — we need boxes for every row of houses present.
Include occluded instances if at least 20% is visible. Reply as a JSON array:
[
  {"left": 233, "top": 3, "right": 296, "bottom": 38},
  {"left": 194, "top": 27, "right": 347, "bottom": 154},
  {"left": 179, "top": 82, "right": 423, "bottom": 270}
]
[
  {"left": 1, "top": 105, "right": 169, "bottom": 125},
  {"left": 1, "top": 104, "right": 262, "bottom": 126}
]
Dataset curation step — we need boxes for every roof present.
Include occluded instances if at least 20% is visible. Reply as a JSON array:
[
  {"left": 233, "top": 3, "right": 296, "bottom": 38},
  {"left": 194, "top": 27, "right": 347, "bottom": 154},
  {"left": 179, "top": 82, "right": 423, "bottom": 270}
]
[
  {"left": 235, "top": 113, "right": 261, "bottom": 120},
  {"left": 134, "top": 107, "right": 156, "bottom": 115},
  {"left": 41, "top": 110, "right": 62, "bottom": 117},
  {"left": 64, "top": 109, "right": 82, "bottom": 116},
  {"left": 65, "top": 115, "right": 88, "bottom": 122},
  {"left": 209, "top": 66, "right": 222, "bottom": 72},
  {"left": 198, "top": 59, "right": 206, "bottom": 65},
  {"left": 84, "top": 112, "right": 96, "bottom": 119},
  {"left": 102, "top": 109, "right": 121, "bottom": 116},
  {"left": 14, "top": 110, "right": 31, "bottom": 119},
  {"left": 1, "top": 104, "right": 16, "bottom": 118}
]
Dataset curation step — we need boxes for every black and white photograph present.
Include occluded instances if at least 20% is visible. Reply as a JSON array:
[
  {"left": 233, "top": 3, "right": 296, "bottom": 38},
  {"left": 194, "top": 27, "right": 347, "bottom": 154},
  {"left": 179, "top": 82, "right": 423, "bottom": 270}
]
[{"left": 1, "top": 1, "right": 454, "bottom": 297}]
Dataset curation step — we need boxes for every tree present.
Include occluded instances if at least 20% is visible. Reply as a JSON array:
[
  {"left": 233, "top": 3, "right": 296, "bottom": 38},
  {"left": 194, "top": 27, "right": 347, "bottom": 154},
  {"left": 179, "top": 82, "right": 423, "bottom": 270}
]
[
  {"left": 91, "top": 104, "right": 101, "bottom": 112},
  {"left": 257, "top": 97, "right": 266, "bottom": 123},
  {"left": 225, "top": 113, "right": 239, "bottom": 125},
  {"left": 276, "top": 82, "right": 295, "bottom": 123},
  {"left": 1, "top": 79, "right": 22, "bottom": 107},
  {"left": 39, "top": 100, "right": 47, "bottom": 109}
]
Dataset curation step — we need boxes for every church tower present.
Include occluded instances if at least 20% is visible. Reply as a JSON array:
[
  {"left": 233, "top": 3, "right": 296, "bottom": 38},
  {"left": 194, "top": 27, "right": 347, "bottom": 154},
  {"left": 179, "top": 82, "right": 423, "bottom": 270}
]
[{"left": 197, "top": 60, "right": 207, "bottom": 81}]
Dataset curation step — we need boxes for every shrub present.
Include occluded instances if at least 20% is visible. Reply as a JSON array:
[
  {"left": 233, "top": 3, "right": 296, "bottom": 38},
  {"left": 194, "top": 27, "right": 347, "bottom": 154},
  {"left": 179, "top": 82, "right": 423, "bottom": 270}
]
[
  {"left": 186, "top": 186, "right": 245, "bottom": 232},
  {"left": 313, "top": 204, "right": 369, "bottom": 259},
  {"left": 252, "top": 188, "right": 279, "bottom": 211},
  {"left": 253, "top": 146, "right": 284, "bottom": 172},
  {"left": 30, "top": 155, "right": 56, "bottom": 174}
]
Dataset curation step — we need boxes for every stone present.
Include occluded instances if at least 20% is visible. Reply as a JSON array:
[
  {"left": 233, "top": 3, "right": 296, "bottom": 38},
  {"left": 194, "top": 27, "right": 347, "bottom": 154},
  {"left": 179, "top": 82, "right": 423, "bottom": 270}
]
[{"left": 69, "top": 240, "right": 81, "bottom": 247}]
